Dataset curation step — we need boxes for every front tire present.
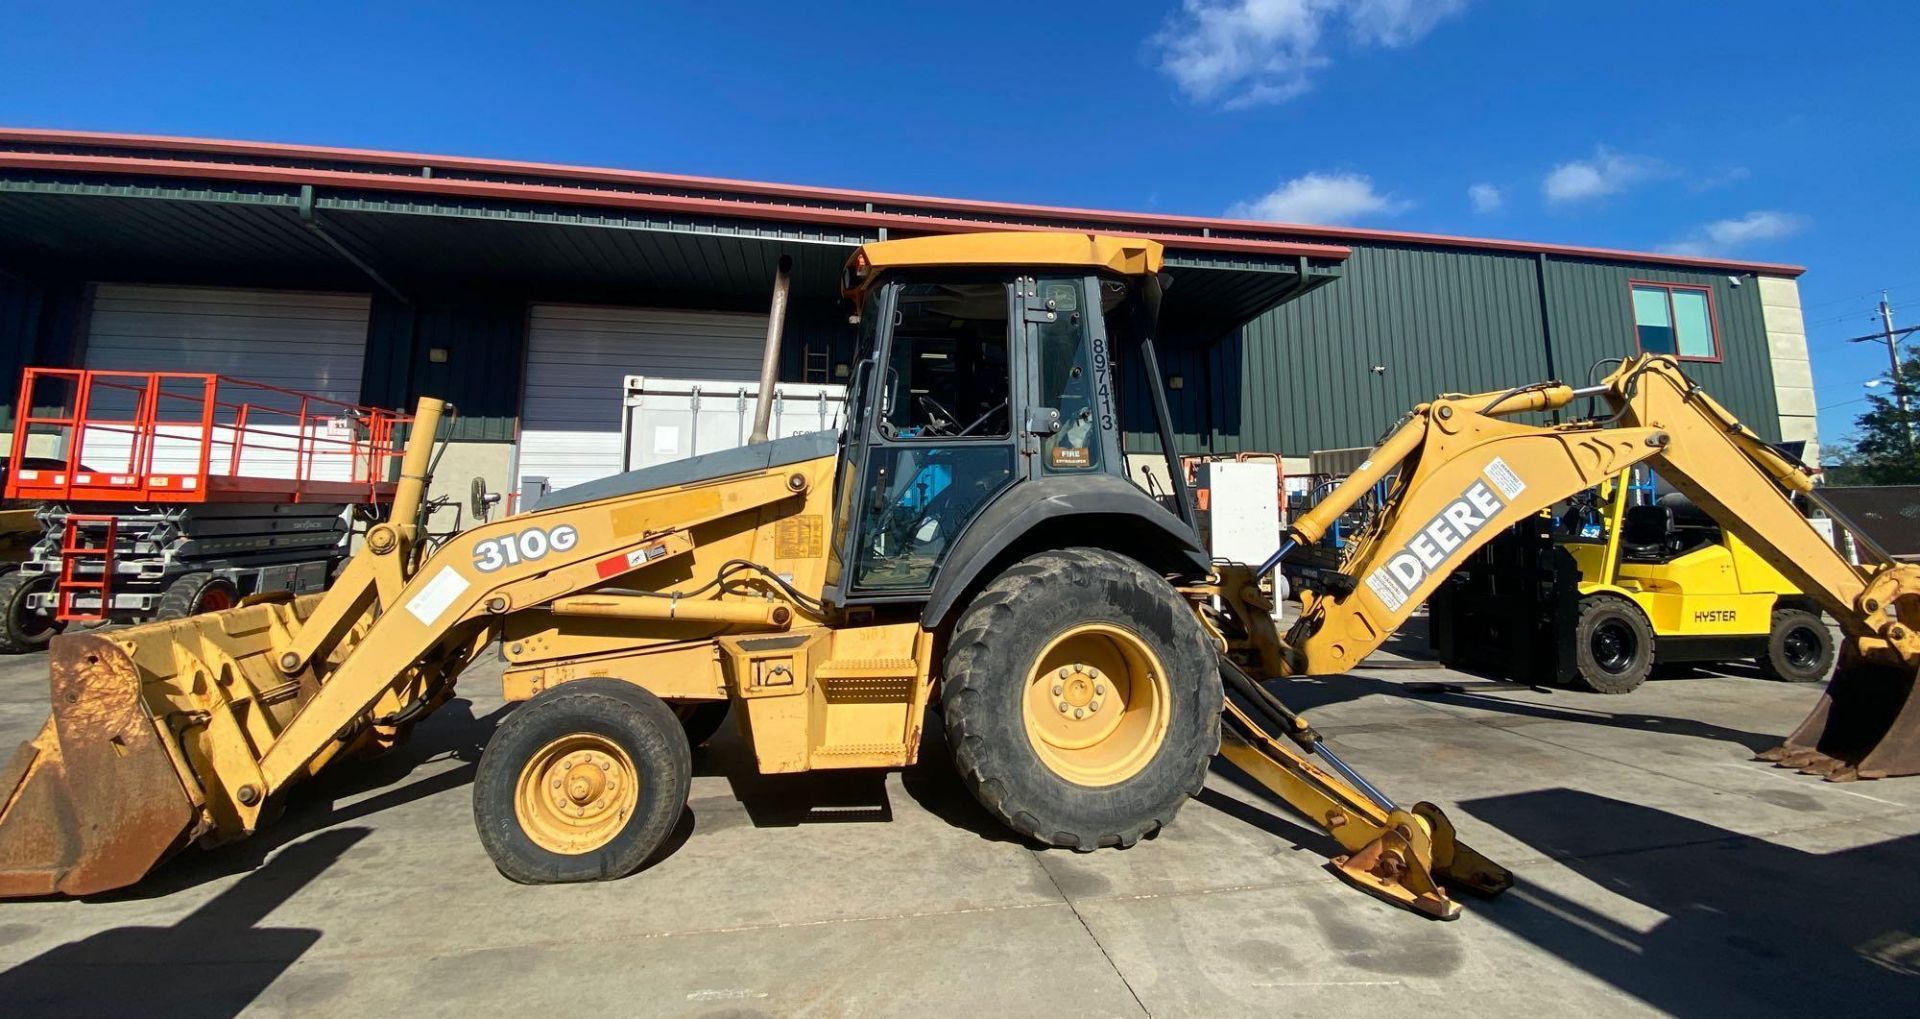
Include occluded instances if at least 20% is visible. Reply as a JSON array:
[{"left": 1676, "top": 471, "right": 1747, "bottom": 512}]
[
  {"left": 942, "top": 548, "right": 1221, "bottom": 851},
  {"left": 1571, "top": 595, "right": 1654, "bottom": 694},
  {"left": 0, "top": 571, "right": 61, "bottom": 653},
  {"left": 1758, "top": 607, "right": 1833, "bottom": 683},
  {"left": 474, "top": 679, "right": 691, "bottom": 884}
]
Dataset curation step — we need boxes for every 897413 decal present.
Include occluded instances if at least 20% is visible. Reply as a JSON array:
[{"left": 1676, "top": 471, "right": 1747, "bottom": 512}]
[{"left": 472, "top": 524, "right": 578, "bottom": 573}]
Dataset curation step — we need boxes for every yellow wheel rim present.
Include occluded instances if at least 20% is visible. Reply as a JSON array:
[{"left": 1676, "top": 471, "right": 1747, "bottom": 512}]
[
  {"left": 514, "top": 733, "right": 640, "bottom": 855},
  {"left": 1023, "top": 623, "right": 1172, "bottom": 787}
]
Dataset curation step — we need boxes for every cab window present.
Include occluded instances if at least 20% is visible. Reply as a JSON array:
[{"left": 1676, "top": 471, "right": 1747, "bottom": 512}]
[
  {"left": 880, "top": 282, "right": 1011, "bottom": 439},
  {"left": 1035, "top": 277, "right": 1103, "bottom": 472}
]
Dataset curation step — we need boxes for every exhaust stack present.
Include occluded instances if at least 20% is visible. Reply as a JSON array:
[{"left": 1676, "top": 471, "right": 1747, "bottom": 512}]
[{"left": 749, "top": 254, "right": 794, "bottom": 445}]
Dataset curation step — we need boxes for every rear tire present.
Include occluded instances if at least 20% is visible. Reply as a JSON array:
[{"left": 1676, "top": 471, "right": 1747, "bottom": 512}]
[
  {"left": 1758, "top": 607, "right": 1833, "bottom": 683},
  {"left": 1571, "top": 595, "right": 1653, "bottom": 694},
  {"left": 0, "top": 571, "right": 61, "bottom": 653},
  {"left": 474, "top": 679, "right": 691, "bottom": 884},
  {"left": 942, "top": 548, "right": 1220, "bottom": 851},
  {"left": 155, "top": 572, "right": 239, "bottom": 620}
]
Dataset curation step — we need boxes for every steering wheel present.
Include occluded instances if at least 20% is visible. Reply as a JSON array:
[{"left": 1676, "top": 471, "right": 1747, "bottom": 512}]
[
  {"left": 954, "top": 399, "right": 1009, "bottom": 437},
  {"left": 915, "top": 395, "right": 958, "bottom": 435}
]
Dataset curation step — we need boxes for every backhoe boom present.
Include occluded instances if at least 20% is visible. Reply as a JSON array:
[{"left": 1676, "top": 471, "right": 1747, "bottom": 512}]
[{"left": 1271, "top": 356, "right": 1920, "bottom": 780}]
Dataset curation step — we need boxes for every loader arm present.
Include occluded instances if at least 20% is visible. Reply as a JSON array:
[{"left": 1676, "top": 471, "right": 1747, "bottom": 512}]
[
  {"left": 0, "top": 397, "right": 822, "bottom": 895},
  {"left": 1274, "top": 355, "right": 1920, "bottom": 780}
]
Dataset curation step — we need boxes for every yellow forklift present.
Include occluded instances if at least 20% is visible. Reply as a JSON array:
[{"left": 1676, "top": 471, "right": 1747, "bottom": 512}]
[
  {"left": 1556, "top": 469, "right": 1833, "bottom": 693},
  {"left": 1436, "top": 468, "right": 1835, "bottom": 694}
]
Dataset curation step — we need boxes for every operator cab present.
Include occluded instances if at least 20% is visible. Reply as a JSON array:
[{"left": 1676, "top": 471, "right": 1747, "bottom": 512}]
[{"left": 824, "top": 234, "right": 1188, "bottom": 605}]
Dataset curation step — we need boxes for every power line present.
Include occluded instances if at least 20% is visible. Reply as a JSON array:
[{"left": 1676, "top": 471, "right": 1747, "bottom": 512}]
[{"left": 1800, "top": 279, "right": 1920, "bottom": 314}]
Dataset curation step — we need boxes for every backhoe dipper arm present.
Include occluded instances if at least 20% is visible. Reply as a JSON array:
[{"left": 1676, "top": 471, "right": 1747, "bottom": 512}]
[
  {"left": 1614, "top": 359, "right": 1920, "bottom": 779},
  {"left": 1614, "top": 360, "right": 1885, "bottom": 641}
]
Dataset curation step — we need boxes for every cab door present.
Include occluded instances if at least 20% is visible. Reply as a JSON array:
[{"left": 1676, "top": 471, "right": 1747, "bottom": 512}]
[
  {"left": 826, "top": 277, "right": 1021, "bottom": 603},
  {"left": 1022, "top": 275, "right": 1124, "bottom": 481}
]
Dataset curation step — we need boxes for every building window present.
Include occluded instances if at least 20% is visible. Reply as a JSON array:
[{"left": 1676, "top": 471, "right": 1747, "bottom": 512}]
[{"left": 1631, "top": 282, "right": 1718, "bottom": 360}]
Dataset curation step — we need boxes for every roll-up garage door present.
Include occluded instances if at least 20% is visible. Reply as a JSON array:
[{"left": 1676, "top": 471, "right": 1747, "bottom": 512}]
[
  {"left": 85, "top": 284, "right": 372, "bottom": 401},
  {"left": 80, "top": 284, "right": 372, "bottom": 479},
  {"left": 519, "top": 304, "right": 768, "bottom": 492}
]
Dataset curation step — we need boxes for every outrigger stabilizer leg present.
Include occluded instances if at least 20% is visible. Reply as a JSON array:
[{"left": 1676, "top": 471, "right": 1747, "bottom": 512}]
[{"left": 1215, "top": 658, "right": 1512, "bottom": 920}]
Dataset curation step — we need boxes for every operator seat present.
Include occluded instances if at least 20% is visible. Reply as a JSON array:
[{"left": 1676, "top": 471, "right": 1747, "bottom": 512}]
[
  {"left": 1618, "top": 505, "right": 1678, "bottom": 562},
  {"left": 1661, "top": 493, "right": 1724, "bottom": 556}
]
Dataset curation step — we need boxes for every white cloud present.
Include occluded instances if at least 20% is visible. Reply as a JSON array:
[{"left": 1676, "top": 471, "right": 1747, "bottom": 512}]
[
  {"left": 1542, "top": 147, "right": 1662, "bottom": 204},
  {"left": 1347, "top": 0, "right": 1470, "bottom": 45},
  {"left": 1228, "top": 171, "right": 1410, "bottom": 225},
  {"left": 1660, "top": 211, "right": 1810, "bottom": 256},
  {"left": 1690, "top": 166, "right": 1752, "bottom": 192},
  {"left": 1154, "top": 0, "right": 1469, "bottom": 108},
  {"left": 1467, "top": 183, "right": 1502, "bottom": 213}
]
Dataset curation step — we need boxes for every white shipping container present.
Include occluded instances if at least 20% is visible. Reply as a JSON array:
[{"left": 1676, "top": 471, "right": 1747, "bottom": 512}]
[{"left": 619, "top": 376, "right": 848, "bottom": 473}]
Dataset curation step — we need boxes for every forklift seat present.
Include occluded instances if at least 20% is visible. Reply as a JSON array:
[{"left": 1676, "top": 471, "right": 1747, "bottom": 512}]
[{"left": 1619, "top": 505, "right": 1678, "bottom": 561}]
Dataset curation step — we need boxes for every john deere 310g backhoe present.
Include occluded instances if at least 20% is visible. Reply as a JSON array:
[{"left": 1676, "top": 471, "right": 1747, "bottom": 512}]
[{"left": 0, "top": 232, "right": 1915, "bottom": 922}]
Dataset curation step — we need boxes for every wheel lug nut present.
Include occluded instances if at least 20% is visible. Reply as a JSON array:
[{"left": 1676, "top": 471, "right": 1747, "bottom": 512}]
[
  {"left": 1059, "top": 702, "right": 1070, "bottom": 714},
  {"left": 1059, "top": 668, "right": 1069, "bottom": 679},
  {"left": 1074, "top": 708, "right": 1084, "bottom": 719},
  {"left": 1095, "top": 684, "right": 1105, "bottom": 695},
  {"left": 1052, "top": 683, "right": 1064, "bottom": 695}
]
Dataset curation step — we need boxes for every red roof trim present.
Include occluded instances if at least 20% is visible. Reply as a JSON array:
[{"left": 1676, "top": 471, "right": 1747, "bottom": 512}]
[
  {"left": 0, "top": 149, "right": 1347, "bottom": 262},
  {"left": 0, "top": 127, "right": 1806, "bottom": 277}
]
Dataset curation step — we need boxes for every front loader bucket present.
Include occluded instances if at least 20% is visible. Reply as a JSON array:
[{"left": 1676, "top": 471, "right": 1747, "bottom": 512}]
[
  {"left": 1758, "top": 657, "right": 1920, "bottom": 781},
  {"left": 0, "top": 634, "right": 197, "bottom": 897}
]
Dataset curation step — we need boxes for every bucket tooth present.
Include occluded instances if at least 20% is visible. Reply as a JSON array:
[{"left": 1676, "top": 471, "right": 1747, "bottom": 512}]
[
  {"left": 0, "top": 634, "right": 197, "bottom": 897},
  {"left": 1767, "top": 660, "right": 1920, "bottom": 781}
]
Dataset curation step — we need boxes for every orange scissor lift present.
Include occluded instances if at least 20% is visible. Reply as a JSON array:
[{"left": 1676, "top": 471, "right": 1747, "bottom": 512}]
[{"left": 1, "top": 368, "right": 407, "bottom": 652}]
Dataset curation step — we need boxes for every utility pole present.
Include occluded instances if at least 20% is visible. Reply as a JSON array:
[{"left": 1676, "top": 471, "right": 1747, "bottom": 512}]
[{"left": 1879, "top": 291, "right": 1916, "bottom": 451}]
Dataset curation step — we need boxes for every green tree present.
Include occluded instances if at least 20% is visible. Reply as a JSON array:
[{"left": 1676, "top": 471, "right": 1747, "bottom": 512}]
[{"left": 1827, "top": 352, "right": 1920, "bottom": 485}]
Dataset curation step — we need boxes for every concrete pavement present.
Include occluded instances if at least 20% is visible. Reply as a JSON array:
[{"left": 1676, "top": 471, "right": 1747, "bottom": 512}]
[{"left": 0, "top": 631, "right": 1915, "bottom": 1017}]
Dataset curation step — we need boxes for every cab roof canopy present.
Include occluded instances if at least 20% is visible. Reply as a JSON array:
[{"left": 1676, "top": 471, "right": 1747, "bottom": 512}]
[{"left": 845, "top": 232, "right": 1163, "bottom": 300}]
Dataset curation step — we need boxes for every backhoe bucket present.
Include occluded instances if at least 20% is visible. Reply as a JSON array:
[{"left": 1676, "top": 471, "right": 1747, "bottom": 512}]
[
  {"left": 0, "top": 634, "right": 197, "bottom": 896},
  {"left": 1758, "top": 657, "right": 1920, "bottom": 781}
]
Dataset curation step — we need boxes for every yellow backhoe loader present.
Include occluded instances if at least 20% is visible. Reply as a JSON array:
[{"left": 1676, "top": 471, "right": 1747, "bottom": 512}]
[{"left": 0, "top": 232, "right": 1914, "bottom": 925}]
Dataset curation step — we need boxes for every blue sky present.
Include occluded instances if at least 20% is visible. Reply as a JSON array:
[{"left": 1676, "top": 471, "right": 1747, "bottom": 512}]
[{"left": 2, "top": 1, "right": 1913, "bottom": 447}]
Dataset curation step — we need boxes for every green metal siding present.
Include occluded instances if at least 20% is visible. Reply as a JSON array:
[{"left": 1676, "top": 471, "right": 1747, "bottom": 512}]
[
  {"left": 1541, "top": 259, "right": 1779, "bottom": 441},
  {"left": 1126, "top": 245, "right": 1785, "bottom": 458},
  {"left": 1225, "top": 244, "right": 1550, "bottom": 455},
  {"left": 361, "top": 293, "right": 525, "bottom": 442}
]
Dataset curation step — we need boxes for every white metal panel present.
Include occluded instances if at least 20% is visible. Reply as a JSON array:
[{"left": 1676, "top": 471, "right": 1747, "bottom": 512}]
[
  {"left": 79, "top": 285, "right": 372, "bottom": 482},
  {"left": 520, "top": 305, "right": 770, "bottom": 491},
  {"left": 1199, "top": 460, "right": 1282, "bottom": 567},
  {"left": 619, "top": 376, "right": 845, "bottom": 473}
]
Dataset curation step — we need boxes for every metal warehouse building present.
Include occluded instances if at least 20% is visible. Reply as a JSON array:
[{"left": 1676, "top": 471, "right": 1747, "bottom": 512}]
[{"left": 0, "top": 129, "right": 1815, "bottom": 506}]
